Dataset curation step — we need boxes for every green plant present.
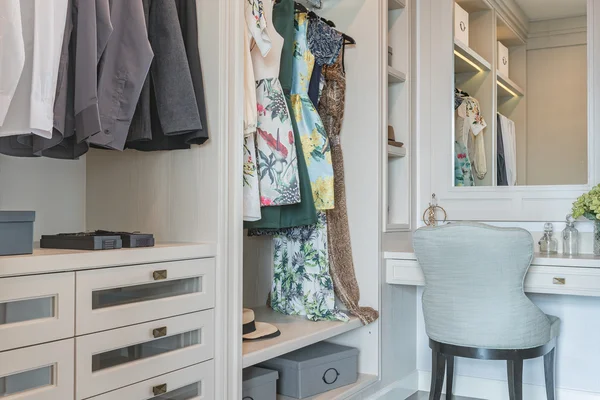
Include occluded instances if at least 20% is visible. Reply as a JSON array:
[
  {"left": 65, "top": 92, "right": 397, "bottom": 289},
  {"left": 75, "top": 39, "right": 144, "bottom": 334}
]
[{"left": 572, "top": 184, "right": 600, "bottom": 220}]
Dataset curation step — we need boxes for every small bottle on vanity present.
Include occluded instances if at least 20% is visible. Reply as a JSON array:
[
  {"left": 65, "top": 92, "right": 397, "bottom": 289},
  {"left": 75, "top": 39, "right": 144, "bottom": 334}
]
[
  {"left": 539, "top": 223, "right": 558, "bottom": 255},
  {"left": 562, "top": 214, "right": 579, "bottom": 256}
]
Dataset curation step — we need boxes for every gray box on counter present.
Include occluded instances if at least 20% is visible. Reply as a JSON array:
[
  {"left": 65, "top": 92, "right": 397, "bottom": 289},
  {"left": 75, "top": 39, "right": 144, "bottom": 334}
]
[
  {"left": 0, "top": 211, "right": 35, "bottom": 256},
  {"left": 259, "top": 342, "right": 359, "bottom": 399},
  {"left": 242, "top": 366, "right": 279, "bottom": 400}
]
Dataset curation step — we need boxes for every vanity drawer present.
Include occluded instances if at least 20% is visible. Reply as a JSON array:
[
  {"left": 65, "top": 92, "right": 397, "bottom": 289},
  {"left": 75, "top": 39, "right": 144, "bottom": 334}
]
[
  {"left": 0, "top": 273, "right": 74, "bottom": 351},
  {"left": 0, "top": 339, "right": 74, "bottom": 400},
  {"left": 386, "top": 259, "right": 425, "bottom": 286},
  {"left": 525, "top": 266, "right": 600, "bottom": 296},
  {"left": 76, "top": 258, "right": 215, "bottom": 334},
  {"left": 76, "top": 310, "right": 214, "bottom": 400},
  {"left": 89, "top": 360, "right": 214, "bottom": 400}
]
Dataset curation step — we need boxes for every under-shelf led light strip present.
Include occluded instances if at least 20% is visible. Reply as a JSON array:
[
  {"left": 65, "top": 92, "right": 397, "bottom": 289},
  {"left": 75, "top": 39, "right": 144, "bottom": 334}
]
[
  {"left": 497, "top": 80, "right": 518, "bottom": 97},
  {"left": 453, "top": 50, "right": 482, "bottom": 72}
]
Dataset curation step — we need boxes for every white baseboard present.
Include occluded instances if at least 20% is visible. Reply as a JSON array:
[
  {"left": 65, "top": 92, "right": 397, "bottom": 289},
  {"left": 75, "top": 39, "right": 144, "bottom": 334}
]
[
  {"left": 365, "top": 370, "right": 419, "bottom": 399},
  {"left": 418, "top": 370, "right": 600, "bottom": 400}
]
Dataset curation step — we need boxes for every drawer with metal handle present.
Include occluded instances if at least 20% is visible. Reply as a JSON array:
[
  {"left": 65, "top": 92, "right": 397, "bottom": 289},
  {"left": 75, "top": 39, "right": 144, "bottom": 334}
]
[
  {"left": 75, "top": 258, "right": 215, "bottom": 335},
  {"left": 0, "top": 272, "right": 74, "bottom": 351},
  {"left": 75, "top": 310, "right": 214, "bottom": 400},
  {"left": 524, "top": 266, "right": 600, "bottom": 297},
  {"left": 0, "top": 339, "right": 74, "bottom": 400},
  {"left": 88, "top": 361, "right": 214, "bottom": 400}
]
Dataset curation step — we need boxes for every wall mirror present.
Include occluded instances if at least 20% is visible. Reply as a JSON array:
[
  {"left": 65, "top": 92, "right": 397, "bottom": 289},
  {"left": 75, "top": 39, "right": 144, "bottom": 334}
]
[{"left": 453, "top": 0, "right": 588, "bottom": 187}]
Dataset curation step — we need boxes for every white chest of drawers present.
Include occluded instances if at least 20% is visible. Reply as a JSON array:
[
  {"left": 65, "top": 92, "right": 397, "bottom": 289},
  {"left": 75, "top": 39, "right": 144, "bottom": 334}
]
[{"left": 0, "top": 243, "right": 216, "bottom": 400}]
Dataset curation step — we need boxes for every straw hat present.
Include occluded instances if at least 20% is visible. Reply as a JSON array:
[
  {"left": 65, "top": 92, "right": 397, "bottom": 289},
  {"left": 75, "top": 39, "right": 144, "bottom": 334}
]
[{"left": 243, "top": 308, "right": 281, "bottom": 341}]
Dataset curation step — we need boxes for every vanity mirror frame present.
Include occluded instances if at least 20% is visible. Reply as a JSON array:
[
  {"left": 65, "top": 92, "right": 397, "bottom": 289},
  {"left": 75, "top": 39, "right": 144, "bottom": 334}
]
[{"left": 417, "top": 0, "right": 600, "bottom": 222}]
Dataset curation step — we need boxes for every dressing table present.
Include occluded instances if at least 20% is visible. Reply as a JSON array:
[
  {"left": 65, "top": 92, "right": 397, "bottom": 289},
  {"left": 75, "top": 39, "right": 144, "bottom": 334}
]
[{"left": 385, "top": 234, "right": 600, "bottom": 297}]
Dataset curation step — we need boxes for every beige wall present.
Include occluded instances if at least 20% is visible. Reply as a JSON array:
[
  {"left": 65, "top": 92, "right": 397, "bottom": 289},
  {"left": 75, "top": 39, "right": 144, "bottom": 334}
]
[{"left": 525, "top": 38, "right": 587, "bottom": 185}]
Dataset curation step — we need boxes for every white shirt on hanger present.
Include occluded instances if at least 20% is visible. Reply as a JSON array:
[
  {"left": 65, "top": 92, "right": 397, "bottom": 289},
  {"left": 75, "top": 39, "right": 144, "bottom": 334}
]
[
  {"left": 499, "top": 113, "right": 518, "bottom": 186},
  {"left": 0, "top": 0, "right": 25, "bottom": 126},
  {"left": 0, "top": 0, "right": 69, "bottom": 139}
]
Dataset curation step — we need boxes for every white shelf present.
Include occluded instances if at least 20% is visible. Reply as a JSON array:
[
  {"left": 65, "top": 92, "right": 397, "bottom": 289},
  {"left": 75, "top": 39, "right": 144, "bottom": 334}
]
[
  {"left": 497, "top": 71, "right": 525, "bottom": 97},
  {"left": 388, "top": 145, "right": 407, "bottom": 158},
  {"left": 454, "top": 39, "right": 491, "bottom": 74},
  {"left": 278, "top": 374, "right": 378, "bottom": 400},
  {"left": 388, "top": 0, "right": 406, "bottom": 10},
  {"left": 386, "top": 223, "right": 411, "bottom": 232},
  {"left": 388, "top": 66, "right": 407, "bottom": 84},
  {"left": 242, "top": 306, "right": 362, "bottom": 368},
  {"left": 0, "top": 242, "right": 217, "bottom": 278}
]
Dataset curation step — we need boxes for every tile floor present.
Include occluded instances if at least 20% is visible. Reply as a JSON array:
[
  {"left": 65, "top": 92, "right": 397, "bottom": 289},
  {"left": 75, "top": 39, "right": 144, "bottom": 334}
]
[{"left": 405, "top": 392, "right": 483, "bottom": 400}]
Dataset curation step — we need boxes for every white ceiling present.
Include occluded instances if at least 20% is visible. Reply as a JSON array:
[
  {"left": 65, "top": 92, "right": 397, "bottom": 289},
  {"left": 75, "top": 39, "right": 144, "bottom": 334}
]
[{"left": 514, "top": 0, "right": 586, "bottom": 21}]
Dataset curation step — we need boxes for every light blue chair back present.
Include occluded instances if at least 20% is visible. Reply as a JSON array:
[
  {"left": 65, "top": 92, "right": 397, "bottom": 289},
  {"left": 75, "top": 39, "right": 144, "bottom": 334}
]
[{"left": 413, "top": 222, "right": 558, "bottom": 349}]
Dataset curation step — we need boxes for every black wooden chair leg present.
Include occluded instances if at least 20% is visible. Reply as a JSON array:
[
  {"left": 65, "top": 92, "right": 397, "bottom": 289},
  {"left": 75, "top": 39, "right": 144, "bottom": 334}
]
[
  {"left": 544, "top": 348, "right": 556, "bottom": 400},
  {"left": 507, "top": 359, "right": 523, "bottom": 400},
  {"left": 446, "top": 355, "right": 455, "bottom": 399},
  {"left": 430, "top": 350, "right": 445, "bottom": 400}
]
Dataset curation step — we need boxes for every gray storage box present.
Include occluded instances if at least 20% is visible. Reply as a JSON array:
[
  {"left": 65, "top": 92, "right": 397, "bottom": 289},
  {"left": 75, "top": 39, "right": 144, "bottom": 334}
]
[
  {"left": 259, "top": 342, "right": 359, "bottom": 399},
  {"left": 243, "top": 367, "right": 279, "bottom": 400},
  {"left": 0, "top": 211, "right": 35, "bottom": 256}
]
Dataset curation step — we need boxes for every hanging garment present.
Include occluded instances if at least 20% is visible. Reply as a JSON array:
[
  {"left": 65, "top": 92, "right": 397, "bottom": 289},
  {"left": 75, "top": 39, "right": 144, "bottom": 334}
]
[
  {"left": 319, "top": 47, "right": 379, "bottom": 325},
  {"left": 498, "top": 113, "right": 517, "bottom": 186},
  {"left": 455, "top": 96, "right": 487, "bottom": 185},
  {"left": 291, "top": 12, "right": 335, "bottom": 210},
  {"left": 0, "top": 0, "right": 25, "bottom": 126},
  {"left": 270, "top": 212, "right": 349, "bottom": 322},
  {"left": 0, "top": 0, "right": 69, "bottom": 139},
  {"left": 174, "top": 0, "right": 210, "bottom": 145},
  {"left": 243, "top": 2, "right": 265, "bottom": 222},
  {"left": 126, "top": 0, "right": 203, "bottom": 151},
  {"left": 497, "top": 113, "right": 508, "bottom": 186},
  {"left": 251, "top": 0, "right": 301, "bottom": 207},
  {"left": 244, "top": 0, "right": 318, "bottom": 230},
  {"left": 0, "top": 0, "right": 88, "bottom": 159},
  {"left": 307, "top": 16, "right": 343, "bottom": 107}
]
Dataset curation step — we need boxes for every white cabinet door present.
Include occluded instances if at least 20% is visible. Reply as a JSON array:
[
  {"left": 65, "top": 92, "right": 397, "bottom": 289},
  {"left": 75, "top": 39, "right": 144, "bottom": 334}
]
[
  {"left": 0, "top": 273, "right": 74, "bottom": 351},
  {"left": 76, "top": 258, "right": 215, "bottom": 334},
  {"left": 76, "top": 310, "right": 215, "bottom": 400},
  {"left": 89, "top": 361, "right": 214, "bottom": 400},
  {"left": 0, "top": 339, "right": 74, "bottom": 400}
]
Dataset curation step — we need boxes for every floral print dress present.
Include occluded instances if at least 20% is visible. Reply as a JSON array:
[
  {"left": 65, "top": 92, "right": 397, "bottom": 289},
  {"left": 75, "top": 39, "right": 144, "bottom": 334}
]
[
  {"left": 270, "top": 212, "right": 348, "bottom": 322},
  {"left": 291, "top": 12, "right": 335, "bottom": 210}
]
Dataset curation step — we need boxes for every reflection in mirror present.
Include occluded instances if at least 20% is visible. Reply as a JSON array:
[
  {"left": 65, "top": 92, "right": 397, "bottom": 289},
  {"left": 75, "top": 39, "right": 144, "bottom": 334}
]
[{"left": 453, "top": 0, "right": 588, "bottom": 186}]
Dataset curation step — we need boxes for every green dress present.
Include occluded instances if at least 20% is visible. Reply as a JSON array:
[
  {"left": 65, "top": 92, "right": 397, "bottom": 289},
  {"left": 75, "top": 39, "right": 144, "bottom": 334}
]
[{"left": 244, "top": 0, "right": 317, "bottom": 230}]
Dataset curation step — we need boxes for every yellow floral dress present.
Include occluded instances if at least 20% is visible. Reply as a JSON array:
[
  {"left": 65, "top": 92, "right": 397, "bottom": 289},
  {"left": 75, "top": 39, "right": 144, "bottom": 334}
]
[{"left": 290, "top": 12, "right": 334, "bottom": 210}]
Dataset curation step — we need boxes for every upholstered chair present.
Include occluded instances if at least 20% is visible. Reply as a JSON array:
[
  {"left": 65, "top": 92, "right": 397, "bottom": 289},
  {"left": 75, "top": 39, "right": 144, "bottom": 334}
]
[{"left": 413, "top": 223, "right": 561, "bottom": 400}]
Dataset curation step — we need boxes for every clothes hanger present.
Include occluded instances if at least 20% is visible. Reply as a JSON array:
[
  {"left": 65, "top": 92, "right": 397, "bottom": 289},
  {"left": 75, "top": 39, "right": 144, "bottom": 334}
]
[{"left": 293, "top": 2, "right": 356, "bottom": 45}]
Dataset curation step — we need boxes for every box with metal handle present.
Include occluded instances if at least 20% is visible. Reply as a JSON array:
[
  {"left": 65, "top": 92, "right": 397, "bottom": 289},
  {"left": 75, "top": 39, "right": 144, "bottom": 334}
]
[{"left": 259, "top": 342, "right": 359, "bottom": 399}]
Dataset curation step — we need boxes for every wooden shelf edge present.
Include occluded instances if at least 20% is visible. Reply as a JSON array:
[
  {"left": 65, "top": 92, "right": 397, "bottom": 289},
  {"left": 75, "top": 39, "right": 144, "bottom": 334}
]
[
  {"left": 242, "top": 306, "right": 363, "bottom": 368},
  {"left": 497, "top": 72, "right": 525, "bottom": 97},
  {"left": 278, "top": 374, "right": 378, "bottom": 400},
  {"left": 388, "top": 66, "right": 407, "bottom": 84},
  {"left": 388, "top": 145, "right": 407, "bottom": 158},
  {"left": 388, "top": 0, "right": 406, "bottom": 10},
  {"left": 453, "top": 39, "right": 491, "bottom": 73}
]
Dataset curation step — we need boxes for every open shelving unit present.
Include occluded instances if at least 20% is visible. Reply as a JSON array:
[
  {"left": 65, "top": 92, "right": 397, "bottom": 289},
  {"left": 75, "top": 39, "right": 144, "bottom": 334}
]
[
  {"left": 388, "top": 145, "right": 407, "bottom": 158},
  {"left": 388, "top": 0, "right": 405, "bottom": 10},
  {"left": 384, "top": 0, "right": 412, "bottom": 232},
  {"left": 242, "top": 307, "right": 362, "bottom": 368},
  {"left": 497, "top": 71, "right": 524, "bottom": 98},
  {"left": 454, "top": 39, "right": 491, "bottom": 73},
  {"left": 388, "top": 66, "right": 407, "bottom": 83}
]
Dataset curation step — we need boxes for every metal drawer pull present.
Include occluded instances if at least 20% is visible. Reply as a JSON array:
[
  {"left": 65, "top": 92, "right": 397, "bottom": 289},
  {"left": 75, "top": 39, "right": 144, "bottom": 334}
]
[
  {"left": 553, "top": 277, "right": 566, "bottom": 285},
  {"left": 153, "top": 384, "right": 167, "bottom": 396},
  {"left": 153, "top": 270, "right": 167, "bottom": 280},
  {"left": 153, "top": 326, "right": 167, "bottom": 338}
]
